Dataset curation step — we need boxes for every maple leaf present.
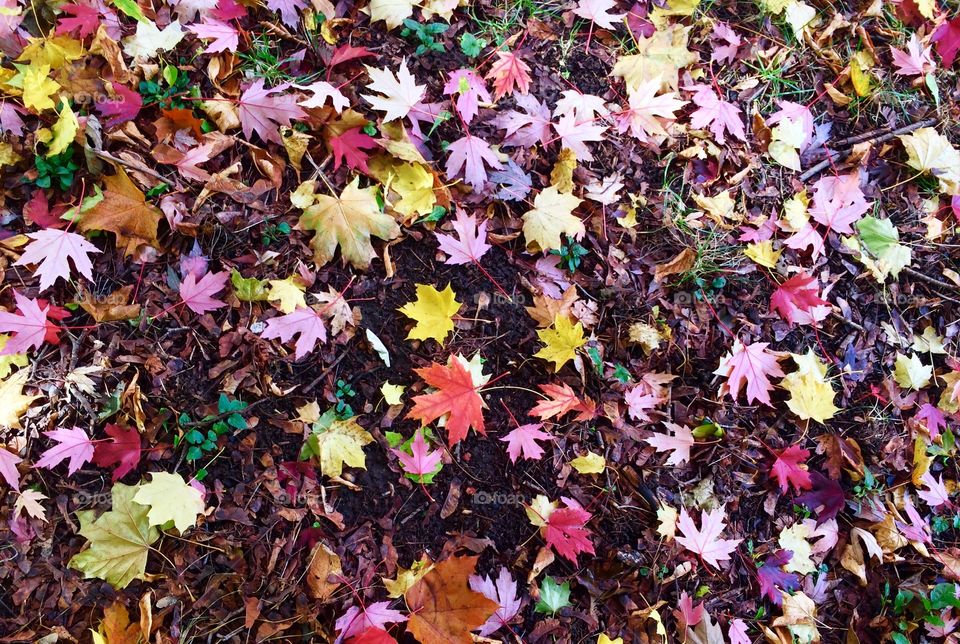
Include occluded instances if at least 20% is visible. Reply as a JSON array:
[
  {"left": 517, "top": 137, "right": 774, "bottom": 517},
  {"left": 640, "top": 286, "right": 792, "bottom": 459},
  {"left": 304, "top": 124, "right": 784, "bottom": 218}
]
[
  {"left": 529, "top": 382, "right": 594, "bottom": 421},
  {"left": 486, "top": 50, "right": 532, "bottom": 101},
  {"left": 624, "top": 384, "right": 660, "bottom": 422},
  {"left": 0, "top": 370, "right": 38, "bottom": 430},
  {"left": 552, "top": 113, "right": 606, "bottom": 161},
  {"left": 98, "top": 83, "right": 143, "bottom": 128},
  {"left": 56, "top": 4, "right": 100, "bottom": 38},
  {"left": 808, "top": 173, "right": 870, "bottom": 234},
  {"left": 643, "top": 422, "right": 694, "bottom": 466},
  {"left": 335, "top": 602, "right": 408, "bottom": 641},
  {"left": 446, "top": 134, "right": 502, "bottom": 189},
  {"left": 729, "top": 619, "right": 751, "bottom": 644},
  {"left": 616, "top": 77, "right": 687, "bottom": 143},
  {"left": 328, "top": 127, "right": 378, "bottom": 173},
  {"left": 133, "top": 472, "right": 205, "bottom": 533},
  {"left": 522, "top": 186, "right": 584, "bottom": 252},
  {"left": 405, "top": 556, "right": 498, "bottom": 643},
  {"left": 408, "top": 359, "right": 485, "bottom": 446},
  {"left": 79, "top": 168, "right": 162, "bottom": 255},
  {"left": 297, "top": 80, "right": 349, "bottom": 112},
  {"left": 298, "top": 177, "right": 401, "bottom": 270},
  {"left": 890, "top": 33, "right": 936, "bottom": 76},
  {"left": 757, "top": 550, "right": 800, "bottom": 605},
  {"left": 0, "top": 445, "right": 23, "bottom": 490},
  {"left": 187, "top": 19, "right": 239, "bottom": 53},
  {"left": 711, "top": 22, "right": 742, "bottom": 63},
  {"left": 15, "top": 229, "right": 99, "bottom": 291},
  {"left": 535, "top": 314, "right": 587, "bottom": 371},
  {"left": 303, "top": 417, "right": 374, "bottom": 477},
  {"left": 393, "top": 429, "right": 443, "bottom": 479},
  {"left": 329, "top": 44, "right": 376, "bottom": 68},
  {"left": 795, "top": 472, "right": 845, "bottom": 524},
  {"left": 771, "top": 444, "right": 813, "bottom": 494},
  {"left": 770, "top": 272, "right": 830, "bottom": 326},
  {"left": 398, "top": 283, "right": 462, "bottom": 345},
  {"left": 544, "top": 496, "right": 595, "bottom": 563},
  {"left": 494, "top": 94, "right": 552, "bottom": 148},
  {"left": 686, "top": 84, "right": 746, "bottom": 144},
  {"left": 500, "top": 423, "right": 553, "bottom": 462},
  {"left": 919, "top": 471, "right": 951, "bottom": 509},
  {"left": 34, "top": 426, "right": 95, "bottom": 475},
  {"left": 179, "top": 270, "right": 228, "bottom": 315},
  {"left": 436, "top": 210, "right": 491, "bottom": 265},
  {"left": 22, "top": 64, "right": 61, "bottom": 113},
  {"left": 362, "top": 59, "right": 426, "bottom": 122},
  {"left": 368, "top": 0, "right": 417, "bottom": 29},
  {"left": 675, "top": 506, "right": 742, "bottom": 569},
  {"left": 266, "top": 0, "right": 306, "bottom": 27},
  {"left": 92, "top": 424, "right": 142, "bottom": 482},
  {"left": 444, "top": 69, "right": 491, "bottom": 125},
  {"left": 14, "top": 488, "right": 47, "bottom": 522},
  {"left": 261, "top": 306, "right": 328, "bottom": 359},
  {"left": 781, "top": 350, "right": 838, "bottom": 423},
  {"left": 0, "top": 292, "right": 52, "bottom": 355},
  {"left": 714, "top": 340, "right": 785, "bottom": 406},
  {"left": 899, "top": 127, "right": 960, "bottom": 195},
  {"left": 69, "top": 482, "right": 161, "bottom": 589},
  {"left": 933, "top": 15, "right": 960, "bottom": 66},
  {"left": 469, "top": 568, "right": 522, "bottom": 637},
  {"left": 573, "top": 0, "right": 625, "bottom": 29},
  {"left": 123, "top": 20, "right": 185, "bottom": 59},
  {"left": 237, "top": 80, "right": 306, "bottom": 144}
]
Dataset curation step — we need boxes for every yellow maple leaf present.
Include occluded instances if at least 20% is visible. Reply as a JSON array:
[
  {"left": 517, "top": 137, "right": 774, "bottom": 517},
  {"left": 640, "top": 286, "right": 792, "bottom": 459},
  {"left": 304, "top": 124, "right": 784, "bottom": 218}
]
[
  {"left": 304, "top": 416, "right": 374, "bottom": 477},
  {"left": 132, "top": 472, "right": 205, "bottom": 533},
  {"left": 384, "top": 555, "right": 434, "bottom": 598},
  {"left": 0, "top": 142, "right": 22, "bottom": 168},
  {"left": 744, "top": 240, "right": 782, "bottom": 268},
  {"left": 381, "top": 382, "right": 405, "bottom": 405},
  {"left": 894, "top": 352, "right": 932, "bottom": 390},
  {"left": 45, "top": 101, "right": 78, "bottom": 157},
  {"left": 570, "top": 451, "right": 605, "bottom": 474},
  {"left": 781, "top": 350, "right": 838, "bottom": 423},
  {"left": 899, "top": 128, "right": 960, "bottom": 195},
  {"left": 535, "top": 314, "right": 587, "bottom": 371},
  {"left": 18, "top": 36, "right": 84, "bottom": 68},
  {"left": 22, "top": 64, "right": 61, "bottom": 112},
  {"left": 692, "top": 189, "right": 737, "bottom": 223},
  {"left": 778, "top": 523, "right": 815, "bottom": 574},
  {"left": 267, "top": 277, "right": 307, "bottom": 314},
  {"left": 298, "top": 176, "right": 401, "bottom": 270},
  {"left": 0, "top": 369, "right": 38, "bottom": 429},
  {"left": 611, "top": 24, "right": 699, "bottom": 92},
  {"left": 367, "top": 0, "right": 417, "bottom": 29},
  {"left": 398, "top": 283, "right": 462, "bottom": 345},
  {"left": 0, "top": 335, "right": 28, "bottom": 380},
  {"left": 522, "top": 186, "right": 584, "bottom": 252},
  {"left": 392, "top": 162, "right": 437, "bottom": 218}
]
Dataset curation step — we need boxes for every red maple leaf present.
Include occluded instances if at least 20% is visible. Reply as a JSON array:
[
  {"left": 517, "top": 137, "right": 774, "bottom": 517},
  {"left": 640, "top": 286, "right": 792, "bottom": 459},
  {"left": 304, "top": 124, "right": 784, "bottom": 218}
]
[
  {"left": 770, "top": 444, "right": 813, "bottom": 495},
  {"left": 98, "top": 83, "right": 143, "bottom": 128},
  {"left": 408, "top": 360, "right": 485, "bottom": 446},
  {"left": 529, "top": 382, "right": 595, "bottom": 421},
  {"left": 769, "top": 272, "right": 829, "bottom": 326},
  {"left": 23, "top": 191, "right": 67, "bottom": 229},
  {"left": 55, "top": 3, "right": 100, "bottom": 38},
  {"left": 795, "top": 472, "right": 845, "bottom": 524},
  {"left": 757, "top": 550, "right": 799, "bottom": 605},
  {"left": 92, "top": 424, "right": 142, "bottom": 482},
  {"left": 328, "top": 44, "right": 376, "bottom": 69},
  {"left": 934, "top": 16, "right": 960, "bottom": 67},
  {"left": 543, "top": 497, "right": 595, "bottom": 563},
  {"left": 486, "top": 50, "right": 532, "bottom": 101},
  {"left": 345, "top": 628, "right": 397, "bottom": 644},
  {"left": 329, "top": 127, "right": 378, "bottom": 173}
]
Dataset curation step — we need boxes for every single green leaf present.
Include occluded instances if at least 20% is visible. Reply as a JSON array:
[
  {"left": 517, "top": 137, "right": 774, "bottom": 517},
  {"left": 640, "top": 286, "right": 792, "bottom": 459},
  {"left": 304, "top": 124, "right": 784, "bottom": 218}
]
[{"left": 535, "top": 576, "right": 571, "bottom": 614}]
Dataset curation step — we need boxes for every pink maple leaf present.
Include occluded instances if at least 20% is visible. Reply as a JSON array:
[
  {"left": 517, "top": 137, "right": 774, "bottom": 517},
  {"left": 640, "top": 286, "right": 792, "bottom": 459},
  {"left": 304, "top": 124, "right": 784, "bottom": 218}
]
[
  {"left": 782, "top": 222, "right": 825, "bottom": 258},
  {"left": 443, "top": 69, "right": 491, "bottom": 125},
  {"left": 486, "top": 50, "right": 532, "bottom": 101},
  {"left": 179, "top": 270, "right": 229, "bottom": 315},
  {"left": 174, "top": 142, "right": 215, "bottom": 181},
  {"left": 55, "top": 3, "right": 100, "bottom": 38},
  {"left": 14, "top": 229, "right": 99, "bottom": 291},
  {"left": 686, "top": 84, "right": 746, "bottom": 145},
  {"left": 392, "top": 429, "right": 442, "bottom": 478},
  {"left": 329, "top": 127, "right": 378, "bottom": 173},
  {"left": 675, "top": 506, "right": 742, "bottom": 569},
  {"left": 891, "top": 33, "right": 936, "bottom": 76},
  {"left": 266, "top": 0, "right": 306, "bottom": 27},
  {"left": 919, "top": 471, "right": 952, "bottom": 510},
  {"left": 714, "top": 340, "right": 785, "bottom": 406},
  {"left": 710, "top": 22, "right": 742, "bottom": 64},
  {"left": 92, "top": 423, "right": 142, "bottom": 482},
  {"left": 0, "top": 102, "right": 26, "bottom": 136},
  {"left": 916, "top": 403, "right": 947, "bottom": 440},
  {"left": 494, "top": 94, "right": 552, "bottom": 148},
  {"left": 808, "top": 173, "right": 870, "bottom": 234},
  {"left": 0, "top": 292, "right": 51, "bottom": 355},
  {"left": 769, "top": 272, "right": 830, "bottom": 326},
  {"left": 446, "top": 134, "right": 502, "bottom": 189},
  {"left": 469, "top": 568, "right": 522, "bottom": 637},
  {"left": 552, "top": 113, "right": 606, "bottom": 161},
  {"left": 543, "top": 496, "right": 595, "bottom": 563},
  {"left": 435, "top": 210, "right": 491, "bottom": 265},
  {"left": 187, "top": 19, "right": 239, "bottom": 53},
  {"left": 297, "top": 81, "right": 349, "bottom": 112},
  {"left": 624, "top": 384, "right": 660, "bottom": 422},
  {"left": 572, "top": 0, "right": 625, "bottom": 30},
  {"left": 897, "top": 495, "right": 932, "bottom": 544},
  {"left": 729, "top": 618, "right": 751, "bottom": 644},
  {"left": 212, "top": 0, "right": 246, "bottom": 20},
  {"left": 0, "top": 446, "right": 22, "bottom": 490},
  {"left": 335, "top": 602, "right": 407, "bottom": 641},
  {"left": 767, "top": 100, "right": 814, "bottom": 151},
  {"left": 643, "top": 422, "right": 694, "bottom": 466},
  {"left": 33, "top": 426, "right": 95, "bottom": 475},
  {"left": 261, "top": 307, "right": 327, "bottom": 359},
  {"left": 500, "top": 422, "right": 553, "bottom": 463},
  {"left": 97, "top": 83, "right": 143, "bottom": 128},
  {"left": 674, "top": 591, "right": 704, "bottom": 628},
  {"left": 770, "top": 444, "right": 813, "bottom": 494},
  {"left": 238, "top": 80, "right": 307, "bottom": 144}
]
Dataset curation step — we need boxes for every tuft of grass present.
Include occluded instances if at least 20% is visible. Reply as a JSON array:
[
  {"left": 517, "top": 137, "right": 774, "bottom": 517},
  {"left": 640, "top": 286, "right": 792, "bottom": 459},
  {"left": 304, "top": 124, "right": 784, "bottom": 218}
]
[{"left": 467, "top": 0, "right": 563, "bottom": 46}]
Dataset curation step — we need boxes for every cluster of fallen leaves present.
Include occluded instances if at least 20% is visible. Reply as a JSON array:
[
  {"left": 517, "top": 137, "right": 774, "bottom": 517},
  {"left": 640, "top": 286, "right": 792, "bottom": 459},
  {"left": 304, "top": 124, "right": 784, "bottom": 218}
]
[{"left": 3, "top": 0, "right": 960, "bottom": 640}]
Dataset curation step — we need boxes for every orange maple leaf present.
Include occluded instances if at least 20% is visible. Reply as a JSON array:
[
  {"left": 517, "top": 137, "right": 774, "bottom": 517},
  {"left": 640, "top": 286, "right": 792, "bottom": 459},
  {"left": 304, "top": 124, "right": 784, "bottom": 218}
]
[
  {"left": 408, "top": 360, "right": 485, "bottom": 446},
  {"left": 404, "top": 556, "right": 498, "bottom": 644},
  {"left": 529, "top": 383, "right": 595, "bottom": 421}
]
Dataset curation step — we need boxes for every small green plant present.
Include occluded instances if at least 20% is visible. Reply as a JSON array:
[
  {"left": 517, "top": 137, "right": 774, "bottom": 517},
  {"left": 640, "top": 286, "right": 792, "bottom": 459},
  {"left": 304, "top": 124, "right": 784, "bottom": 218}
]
[
  {"left": 852, "top": 466, "right": 884, "bottom": 500},
  {"left": 693, "top": 275, "right": 726, "bottom": 301},
  {"left": 33, "top": 148, "right": 79, "bottom": 191},
  {"left": 176, "top": 394, "right": 248, "bottom": 464},
  {"left": 549, "top": 236, "right": 588, "bottom": 272},
  {"left": 334, "top": 379, "right": 356, "bottom": 418},
  {"left": 459, "top": 32, "right": 487, "bottom": 57},
  {"left": 888, "top": 583, "right": 960, "bottom": 643},
  {"left": 138, "top": 68, "right": 194, "bottom": 109},
  {"left": 261, "top": 221, "right": 291, "bottom": 247},
  {"left": 401, "top": 19, "right": 449, "bottom": 55}
]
